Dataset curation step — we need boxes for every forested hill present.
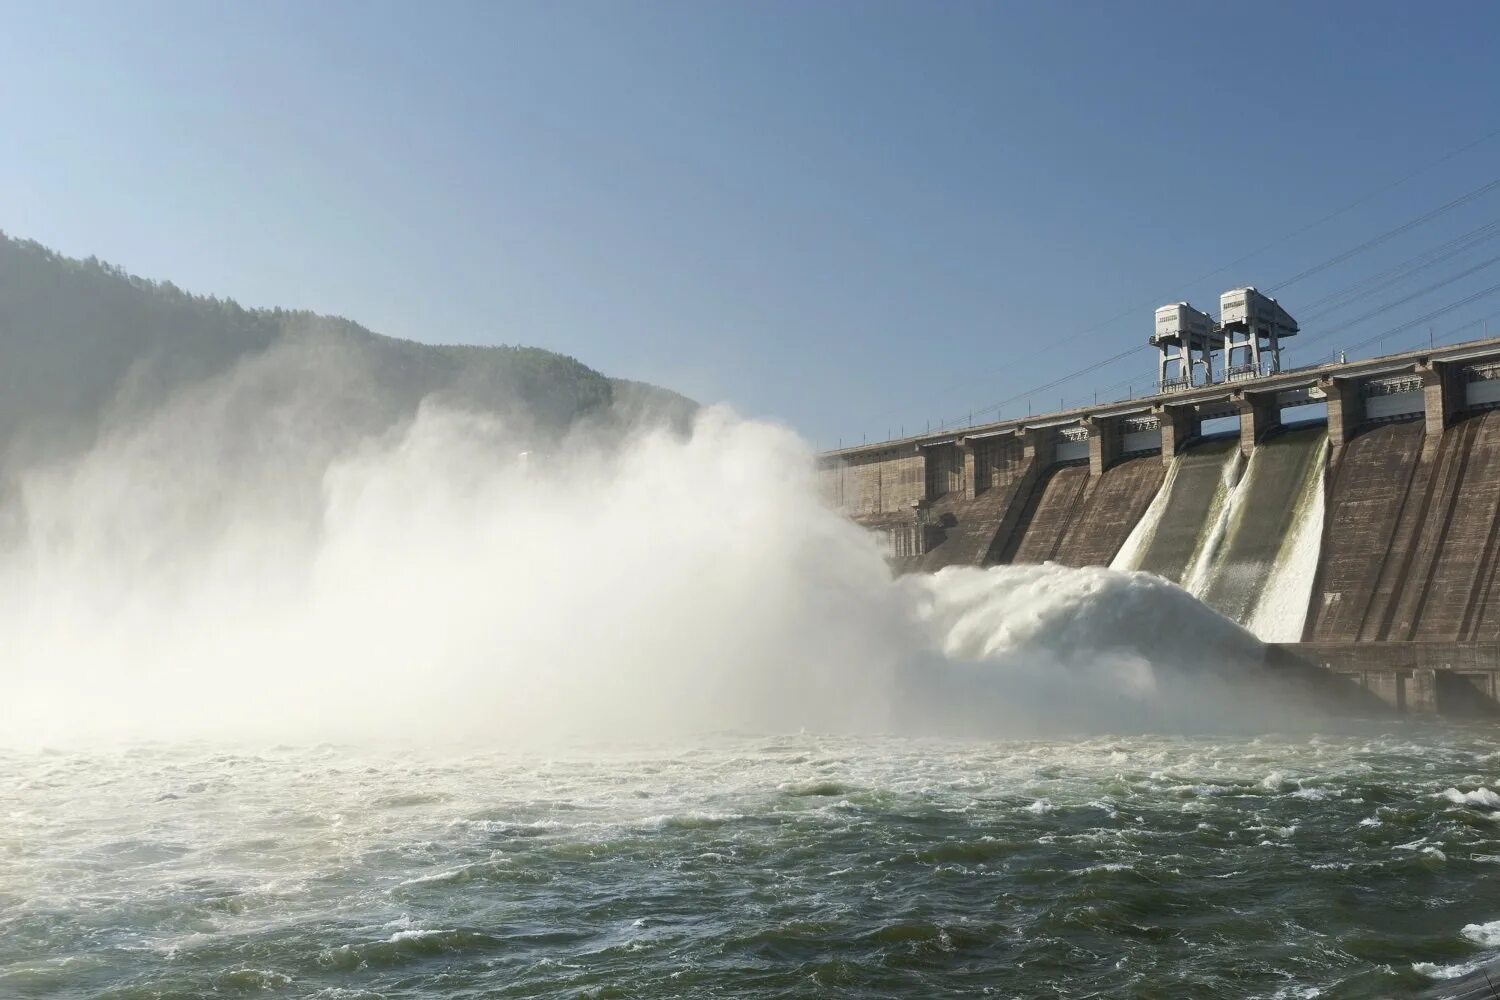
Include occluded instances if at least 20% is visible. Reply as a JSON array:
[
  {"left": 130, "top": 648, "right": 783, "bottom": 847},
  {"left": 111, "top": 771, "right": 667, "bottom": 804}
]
[{"left": 0, "top": 232, "right": 696, "bottom": 453}]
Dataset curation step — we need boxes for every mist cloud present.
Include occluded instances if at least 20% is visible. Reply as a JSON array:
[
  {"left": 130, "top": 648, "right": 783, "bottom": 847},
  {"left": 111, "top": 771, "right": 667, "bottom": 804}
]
[{"left": 0, "top": 340, "right": 1296, "bottom": 746}]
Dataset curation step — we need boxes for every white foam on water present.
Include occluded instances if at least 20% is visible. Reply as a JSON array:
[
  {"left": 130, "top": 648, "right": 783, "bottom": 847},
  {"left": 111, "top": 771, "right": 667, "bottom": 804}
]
[
  {"left": 1463, "top": 919, "right": 1500, "bottom": 946},
  {"left": 1436, "top": 787, "right": 1500, "bottom": 808},
  {"left": 1414, "top": 958, "right": 1487, "bottom": 980}
]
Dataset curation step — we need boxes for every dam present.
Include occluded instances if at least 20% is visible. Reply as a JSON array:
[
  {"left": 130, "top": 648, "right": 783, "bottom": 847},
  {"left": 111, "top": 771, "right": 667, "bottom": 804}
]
[{"left": 819, "top": 291, "right": 1500, "bottom": 717}]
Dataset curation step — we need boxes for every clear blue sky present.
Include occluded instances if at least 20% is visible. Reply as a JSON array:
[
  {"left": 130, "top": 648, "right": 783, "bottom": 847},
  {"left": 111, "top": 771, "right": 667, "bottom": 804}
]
[{"left": 3, "top": 1, "right": 1499, "bottom": 448}]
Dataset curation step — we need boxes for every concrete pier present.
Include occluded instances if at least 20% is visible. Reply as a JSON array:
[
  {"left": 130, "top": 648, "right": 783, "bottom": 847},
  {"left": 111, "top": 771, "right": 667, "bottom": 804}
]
[
  {"left": 1155, "top": 402, "right": 1199, "bottom": 464},
  {"left": 1235, "top": 389, "right": 1281, "bottom": 455},
  {"left": 1419, "top": 359, "right": 1462, "bottom": 437},
  {"left": 1319, "top": 375, "right": 1361, "bottom": 447},
  {"left": 1086, "top": 415, "right": 1121, "bottom": 476}
]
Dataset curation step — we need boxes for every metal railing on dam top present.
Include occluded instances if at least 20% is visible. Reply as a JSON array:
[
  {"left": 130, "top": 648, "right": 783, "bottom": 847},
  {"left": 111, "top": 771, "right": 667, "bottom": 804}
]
[{"left": 822, "top": 334, "right": 1500, "bottom": 460}]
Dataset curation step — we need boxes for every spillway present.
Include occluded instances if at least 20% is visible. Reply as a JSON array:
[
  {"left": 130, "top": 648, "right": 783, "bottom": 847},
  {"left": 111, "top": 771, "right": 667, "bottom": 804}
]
[
  {"left": 1388, "top": 409, "right": 1500, "bottom": 640},
  {"left": 914, "top": 463, "right": 1038, "bottom": 571},
  {"left": 1003, "top": 464, "right": 1091, "bottom": 564},
  {"left": 1244, "top": 432, "right": 1327, "bottom": 642},
  {"left": 1113, "top": 436, "right": 1241, "bottom": 584},
  {"left": 1108, "top": 428, "right": 1326, "bottom": 640},
  {"left": 1002, "top": 455, "right": 1164, "bottom": 567},
  {"left": 1055, "top": 455, "right": 1166, "bottom": 566},
  {"left": 1306, "top": 421, "right": 1427, "bottom": 642},
  {"left": 1199, "top": 424, "right": 1327, "bottom": 631},
  {"left": 1311, "top": 410, "right": 1500, "bottom": 642}
]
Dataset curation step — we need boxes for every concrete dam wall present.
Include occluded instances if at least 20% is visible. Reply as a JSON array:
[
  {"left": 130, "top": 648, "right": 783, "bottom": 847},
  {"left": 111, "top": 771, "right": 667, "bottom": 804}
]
[
  {"left": 1002, "top": 455, "right": 1166, "bottom": 568},
  {"left": 819, "top": 338, "right": 1500, "bottom": 710},
  {"left": 822, "top": 415, "right": 1338, "bottom": 643},
  {"left": 1310, "top": 409, "right": 1500, "bottom": 643}
]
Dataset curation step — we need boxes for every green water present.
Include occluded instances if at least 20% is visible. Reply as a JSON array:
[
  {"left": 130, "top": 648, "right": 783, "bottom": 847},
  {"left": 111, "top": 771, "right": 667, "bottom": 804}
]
[{"left": 5, "top": 730, "right": 1500, "bottom": 998}]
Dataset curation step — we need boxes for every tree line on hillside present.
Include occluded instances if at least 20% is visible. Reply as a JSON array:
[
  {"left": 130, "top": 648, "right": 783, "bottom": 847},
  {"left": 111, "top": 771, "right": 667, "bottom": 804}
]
[{"left": 0, "top": 232, "right": 695, "bottom": 462}]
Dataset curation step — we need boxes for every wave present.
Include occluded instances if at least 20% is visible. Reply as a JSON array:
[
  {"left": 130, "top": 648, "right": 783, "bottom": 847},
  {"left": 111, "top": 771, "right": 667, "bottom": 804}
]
[{"left": 1436, "top": 787, "right": 1500, "bottom": 809}]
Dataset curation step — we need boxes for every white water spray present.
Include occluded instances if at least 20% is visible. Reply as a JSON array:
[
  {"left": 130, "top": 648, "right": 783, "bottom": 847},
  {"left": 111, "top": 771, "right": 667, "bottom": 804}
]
[
  {"left": 0, "top": 342, "right": 1293, "bottom": 745},
  {"left": 1183, "top": 447, "right": 1247, "bottom": 597},
  {"left": 1110, "top": 454, "right": 1179, "bottom": 572},
  {"left": 1245, "top": 437, "right": 1328, "bottom": 642}
]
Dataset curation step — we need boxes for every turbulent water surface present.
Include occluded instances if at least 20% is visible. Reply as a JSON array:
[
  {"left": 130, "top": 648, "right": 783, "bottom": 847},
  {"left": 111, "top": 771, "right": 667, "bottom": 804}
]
[{"left": 8, "top": 730, "right": 1500, "bottom": 998}]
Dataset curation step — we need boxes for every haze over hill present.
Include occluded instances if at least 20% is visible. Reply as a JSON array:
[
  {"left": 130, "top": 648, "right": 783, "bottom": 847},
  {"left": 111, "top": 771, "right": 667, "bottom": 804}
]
[{"left": 0, "top": 231, "right": 696, "bottom": 467}]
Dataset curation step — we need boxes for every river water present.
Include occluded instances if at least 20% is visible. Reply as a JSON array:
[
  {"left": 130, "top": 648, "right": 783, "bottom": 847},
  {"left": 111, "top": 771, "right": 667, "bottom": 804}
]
[
  {"left": 2, "top": 402, "right": 1496, "bottom": 997},
  {"left": 7, "top": 728, "right": 1500, "bottom": 998}
]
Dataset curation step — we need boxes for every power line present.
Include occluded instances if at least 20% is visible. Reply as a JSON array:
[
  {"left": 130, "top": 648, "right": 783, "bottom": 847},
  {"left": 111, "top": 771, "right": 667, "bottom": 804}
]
[
  {"left": 1303, "top": 301, "right": 1500, "bottom": 369},
  {"left": 849, "top": 125, "right": 1500, "bottom": 441},
  {"left": 1335, "top": 279, "right": 1500, "bottom": 356},
  {"left": 1303, "top": 250, "right": 1500, "bottom": 342},
  {"left": 1078, "top": 259, "right": 1500, "bottom": 408},
  {"left": 922, "top": 133, "right": 1500, "bottom": 433},
  {"left": 1397, "top": 312, "right": 1499, "bottom": 354},
  {"left": 1266, "top": 175, "right": 1500, "bottom": 292},
  {"left": 1298, "top": 218, "right": 1500, "bottom": 320},
  {"left": 951, "top": 344, "right": 1151, "bottom": 427},
  {"left": 1223, "top": 126, "right": 1500, "bottom": 294}
]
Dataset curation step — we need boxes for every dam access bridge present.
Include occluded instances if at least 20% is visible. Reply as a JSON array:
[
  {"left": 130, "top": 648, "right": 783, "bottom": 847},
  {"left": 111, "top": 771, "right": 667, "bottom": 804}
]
[{"left": 819, "top": 322, "right": 1500, "bottom": 718}]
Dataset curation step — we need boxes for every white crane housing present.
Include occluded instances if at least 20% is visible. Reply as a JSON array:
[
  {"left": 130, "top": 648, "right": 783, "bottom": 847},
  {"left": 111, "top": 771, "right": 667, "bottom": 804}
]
[
  {"left": 1219, "top": 286, "right": 1299, "bottom": 381},
  {"left": 1152, "top": 302, "right": 1222, "bottom": 391}
]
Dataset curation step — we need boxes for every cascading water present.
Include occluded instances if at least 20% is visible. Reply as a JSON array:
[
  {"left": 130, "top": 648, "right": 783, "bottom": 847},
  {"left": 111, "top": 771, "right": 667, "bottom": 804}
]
[
  {"left": 1112, "top": 436, "right": 1243, "bottom": 589},
  {"left": 1108, "top": 452, "right": 1179, "bottom": 572},
  {"left": 1114, "top": 427, "right": 1327, "bottom": 642},
  {"left": 1181, "top": 443, "right": 1248, "bottom": 597},
  {"left": 1197, "top": 424, "right": 1328, "bottom": 636},
  {"left": 1245, "top": 434, "right": 1328, "bottom": 641}
]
